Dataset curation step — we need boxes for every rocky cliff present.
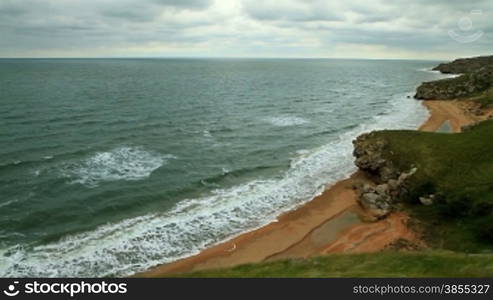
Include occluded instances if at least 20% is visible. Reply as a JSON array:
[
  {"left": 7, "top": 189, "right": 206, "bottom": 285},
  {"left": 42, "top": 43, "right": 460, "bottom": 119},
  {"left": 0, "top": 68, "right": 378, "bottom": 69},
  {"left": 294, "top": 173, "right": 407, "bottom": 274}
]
[
  {"left": 415, "top": 56, "right": 493, "bottom": 100},
  {"left": 351, "top": 55, "right": 493, "bottom": 250},
  {"left": 433, "top": 56, "right": 493, "bottom": 74},
  {"left": 352, "top": 133, "right": 422, "bottom": 219}
]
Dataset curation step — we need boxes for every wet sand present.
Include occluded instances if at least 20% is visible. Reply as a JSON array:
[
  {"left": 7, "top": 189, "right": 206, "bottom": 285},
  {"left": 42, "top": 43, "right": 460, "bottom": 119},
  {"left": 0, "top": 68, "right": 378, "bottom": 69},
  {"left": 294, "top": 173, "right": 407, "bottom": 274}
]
[
  {"left": 136, "top": 100, "right": 477, "bottom": 277},
  {"left": 138, "top": 171, "right": 371, "bottom": 277}
]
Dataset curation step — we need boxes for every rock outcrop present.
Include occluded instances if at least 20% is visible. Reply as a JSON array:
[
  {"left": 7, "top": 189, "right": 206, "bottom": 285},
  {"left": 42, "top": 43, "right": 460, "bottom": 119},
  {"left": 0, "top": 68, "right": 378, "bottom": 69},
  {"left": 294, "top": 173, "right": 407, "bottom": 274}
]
[
  {"left": 355, "top": 168, "right": 417, "bottom": 220},
  {"left": 352, "top": 132, "right": 398, "bottom": 182},
  {"left": 433, "top": 56, "right": 493, "bottom": 74},
  {"left": 415, "top": 65, "right": 493, "bottom": 100},
  {"left": 358, "top": 183, "right": 392, "bottom": 219},
  {"left": 353, "top": 133, "right": 418, "bottom": 220}
]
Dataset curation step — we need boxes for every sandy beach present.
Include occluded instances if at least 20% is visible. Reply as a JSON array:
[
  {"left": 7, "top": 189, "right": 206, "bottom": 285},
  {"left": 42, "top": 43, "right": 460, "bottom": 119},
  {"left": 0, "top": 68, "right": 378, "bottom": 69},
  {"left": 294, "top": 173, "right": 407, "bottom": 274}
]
[
  {"left": 137, "top": 99, "right": 483, "bottom": 277},
  {"left": 419, "top": 100, "right": 481, "bottom": 132}
]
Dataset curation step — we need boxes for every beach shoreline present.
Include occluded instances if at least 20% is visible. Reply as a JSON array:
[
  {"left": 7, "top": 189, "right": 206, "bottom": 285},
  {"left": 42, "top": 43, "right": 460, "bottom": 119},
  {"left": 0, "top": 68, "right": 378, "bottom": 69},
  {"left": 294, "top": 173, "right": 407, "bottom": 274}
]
[{"left": 136, "top": 99, "right": 481, "bottom": 278}]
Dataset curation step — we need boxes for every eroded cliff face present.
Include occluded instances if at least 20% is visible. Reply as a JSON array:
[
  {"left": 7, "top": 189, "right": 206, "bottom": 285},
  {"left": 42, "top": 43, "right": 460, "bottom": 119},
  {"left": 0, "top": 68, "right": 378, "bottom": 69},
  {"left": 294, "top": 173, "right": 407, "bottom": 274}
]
[
  {"left": 433, "top": 56, "right": 493, "bottom": 74},
  {"left": 352, "top": 133, "right": 396, "bottom": 182},
  {"left": 415, "top": 65, "right": 493, "bottom": 100},
  {"left": 352, "top": 133, "right": 421, "bottom": 220}
]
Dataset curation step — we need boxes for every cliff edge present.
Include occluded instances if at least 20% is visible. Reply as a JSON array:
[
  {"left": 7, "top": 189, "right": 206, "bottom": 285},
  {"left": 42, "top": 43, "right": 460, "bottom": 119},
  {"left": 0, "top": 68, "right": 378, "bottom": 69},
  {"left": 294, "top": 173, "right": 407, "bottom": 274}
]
[{"left": 415, "top": 56, "right": 493, "bottom": 100}]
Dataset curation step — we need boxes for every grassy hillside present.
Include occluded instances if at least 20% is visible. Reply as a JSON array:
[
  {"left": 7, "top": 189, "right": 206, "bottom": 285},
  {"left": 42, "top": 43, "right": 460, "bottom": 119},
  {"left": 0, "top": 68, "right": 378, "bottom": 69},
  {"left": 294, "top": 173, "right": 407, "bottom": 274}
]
[
  {"left": 472, "top": 88, "right": 493, "bottom": 108},
  {"left": 175, "top": 57, "right": 493, "bottom": 278},
  {"left": 174, "top": 251, "right": 493, "bottom": 278},
  {"left": 362, "top": 119, "right": 493, "bottom": 251},
  {"left": 172, "top": 119, "right": 493, "bottom": 278},
  {"left": 433, "top": 55, "right": 493, "bottom": 74},
  {"left": 415, "top": 65, "right": 493, "bottom": 100}
]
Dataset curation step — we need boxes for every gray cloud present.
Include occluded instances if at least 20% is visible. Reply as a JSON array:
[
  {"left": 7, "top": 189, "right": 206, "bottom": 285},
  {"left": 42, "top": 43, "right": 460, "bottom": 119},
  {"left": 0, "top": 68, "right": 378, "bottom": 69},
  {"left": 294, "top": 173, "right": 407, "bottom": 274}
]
[
  {"left": 100, "top": 0, "right": 212, "bottom": 22},
  {"left": 100, "top": 6, "right": 162, "bottom": 22},
  {"left": 242, "top": 0, "right": 344, "bottom": 22},
  {"left": 152, "top": 0, "right": 211, "bottom": 9},
  {"left": 0, "top": 0, "right": 491, "bottom": 59}
]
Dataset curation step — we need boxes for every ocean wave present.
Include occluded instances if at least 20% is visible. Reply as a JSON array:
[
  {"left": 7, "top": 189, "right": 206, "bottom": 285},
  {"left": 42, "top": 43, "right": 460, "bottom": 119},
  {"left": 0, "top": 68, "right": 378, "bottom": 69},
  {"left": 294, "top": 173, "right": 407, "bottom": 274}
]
[
  {"left": 0, "top": 199, "right": 19, "bottom": 209},
  {"left": 0, "top": 161, "right": 23, "bottom": 169},
  {"left": 265, "top": 116, "right": 310, "bottom": 127},
  {"left": 202, "top": 130, "right": 213, "bottom": 138},
  {"left": 418, "top": 67, "right": 438, "bottom": 73},
  {"left": 199, "top": 165, "right": 279, "bottom": 187},
  {"left": 59, "top": 146, "right": 175, "bottom": 187},
  {"left": 0, "top": 94, "right": 429, "bottom": 278},
  {"left": 0, "top": 156, "right": 52, "bottom": 171},
  {"left": 418, "top": 67, "right": 462, "bottom": 79}
]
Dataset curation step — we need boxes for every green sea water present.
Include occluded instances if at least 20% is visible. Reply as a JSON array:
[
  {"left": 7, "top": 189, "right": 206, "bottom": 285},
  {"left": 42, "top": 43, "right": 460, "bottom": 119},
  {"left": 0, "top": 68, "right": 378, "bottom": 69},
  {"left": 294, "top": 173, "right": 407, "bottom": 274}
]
[{"left": 0, "top": 58, "right": 448, "bottom": 277}]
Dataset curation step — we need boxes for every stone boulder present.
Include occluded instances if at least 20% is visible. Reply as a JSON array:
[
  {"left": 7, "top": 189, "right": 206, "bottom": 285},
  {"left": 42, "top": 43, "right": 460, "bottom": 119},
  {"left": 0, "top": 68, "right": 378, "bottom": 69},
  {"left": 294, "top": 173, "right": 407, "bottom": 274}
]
[
  {"left": 355, "top": 164, "right": 418, "bottom": 221},
  {"left": 359, "top": 189, "right": 392, "bottom": 219},
  {"left": 355, "top": 168, "right": 417, "bottom": 220}
]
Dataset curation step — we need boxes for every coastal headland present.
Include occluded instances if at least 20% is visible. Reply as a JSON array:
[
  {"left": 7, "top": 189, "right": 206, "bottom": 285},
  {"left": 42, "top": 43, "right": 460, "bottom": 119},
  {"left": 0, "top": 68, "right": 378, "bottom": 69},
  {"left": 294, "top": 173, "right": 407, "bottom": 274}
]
[{"left": 138, "top": 56, "right": 493, "bottom": 277}]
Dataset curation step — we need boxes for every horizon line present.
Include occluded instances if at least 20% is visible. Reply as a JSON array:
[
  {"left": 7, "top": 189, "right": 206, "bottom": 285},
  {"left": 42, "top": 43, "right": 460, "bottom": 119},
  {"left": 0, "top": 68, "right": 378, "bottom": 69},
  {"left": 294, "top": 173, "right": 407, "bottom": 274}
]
[{"left": 0, "top": 56, "right": 442, "bottom": 61}]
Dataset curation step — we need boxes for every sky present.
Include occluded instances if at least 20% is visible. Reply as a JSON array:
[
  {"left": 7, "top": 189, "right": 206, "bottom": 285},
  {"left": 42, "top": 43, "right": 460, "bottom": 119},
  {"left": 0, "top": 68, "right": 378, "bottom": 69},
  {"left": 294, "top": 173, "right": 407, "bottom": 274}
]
[{"left": 0, "top": 0, "right": 491, "bottom": 59}]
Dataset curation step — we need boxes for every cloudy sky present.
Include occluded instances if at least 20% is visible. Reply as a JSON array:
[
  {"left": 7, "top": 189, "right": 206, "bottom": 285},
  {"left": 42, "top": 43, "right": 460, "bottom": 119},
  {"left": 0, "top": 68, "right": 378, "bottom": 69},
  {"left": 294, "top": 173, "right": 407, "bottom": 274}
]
[{"left": 0, "top": 0, "right": 491, "bottom": 59}]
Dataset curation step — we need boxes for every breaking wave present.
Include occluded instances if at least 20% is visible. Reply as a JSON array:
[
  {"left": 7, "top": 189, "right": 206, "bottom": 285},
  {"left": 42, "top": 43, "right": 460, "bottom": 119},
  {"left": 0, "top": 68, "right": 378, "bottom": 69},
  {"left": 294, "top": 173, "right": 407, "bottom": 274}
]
[
  {"left": 59, "top": 146, "right": 175, "bottom": 187},
  {"left": 0, "top": 94, "right": 429, "bottom": 277}
]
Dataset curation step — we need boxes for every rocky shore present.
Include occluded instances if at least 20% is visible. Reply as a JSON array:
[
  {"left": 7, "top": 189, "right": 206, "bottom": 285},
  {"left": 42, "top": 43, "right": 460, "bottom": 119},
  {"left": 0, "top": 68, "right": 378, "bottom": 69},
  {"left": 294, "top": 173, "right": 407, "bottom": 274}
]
[
  {"left": 433, "top": 56, "right": 493, "bottom": 74},
  {"left": 352, "top": 133, "right": 419, "bottom": 220},
  {"left": 139, "top": 55, "right": 493, "bottom": 277},
  {"left": 415, "top": 56, "right": 493, "bottom": 100},
  {"left": 351, "top": 55, "right": 493, "bottom": 254}
]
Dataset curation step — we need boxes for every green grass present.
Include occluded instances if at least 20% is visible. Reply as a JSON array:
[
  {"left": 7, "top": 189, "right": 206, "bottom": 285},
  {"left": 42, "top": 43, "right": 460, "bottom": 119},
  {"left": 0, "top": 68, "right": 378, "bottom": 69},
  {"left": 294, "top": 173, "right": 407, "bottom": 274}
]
[
  {"left": 364, "top": 119, "right": 493, "bottom": 250},
  {"left": 416, "top": 65, "right": 493, "bottom": 100},
  {"left": 417, "top": 73, "right": 479, "bottom": 100},
  {"left": 173, "top": 251, "right": 493, "bottom": 277},
  {"left": 168, "top": 119, "right": 493, "bottom": 279},
  {"left": 178, "top": 60, "right": 493, "bottom": 278},
  {"left": 473, "top": 88, "right": 493, "bottom": 108}
]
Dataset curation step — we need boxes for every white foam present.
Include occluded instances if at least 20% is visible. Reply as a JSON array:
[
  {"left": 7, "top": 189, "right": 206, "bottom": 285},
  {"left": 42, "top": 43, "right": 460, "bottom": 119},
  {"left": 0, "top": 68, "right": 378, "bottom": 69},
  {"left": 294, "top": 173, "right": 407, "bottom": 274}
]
[
  {"left": 60, "top": 146, "right": 175, "bottom": 187},
  {"left": 290, "top": 149, "right": 312, "bottom": 168},
  {"left": 265, "top": 116, "right": 309, "bottom": 127},
  {"left": 418, "top": 67, "right": 462, "bottom": 79},
  {"left": 0, "top": 94, "right": 429, "bottom": 278},
  {"left": 0, "top": 199, "right": 18, "bottom": 209},
  {"left": 203, "top": 130, "right": 213, "bottom": 138},
  {"left": 418, "top": 67, "right": 437, "bottom": 73}
]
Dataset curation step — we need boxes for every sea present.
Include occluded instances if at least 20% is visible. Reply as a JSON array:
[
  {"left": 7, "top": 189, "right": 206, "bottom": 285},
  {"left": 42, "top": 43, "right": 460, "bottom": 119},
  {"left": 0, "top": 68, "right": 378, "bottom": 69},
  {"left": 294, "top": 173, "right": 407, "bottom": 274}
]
[{"left": 0, "top": 58, "right": 448, "bottom": 277}]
